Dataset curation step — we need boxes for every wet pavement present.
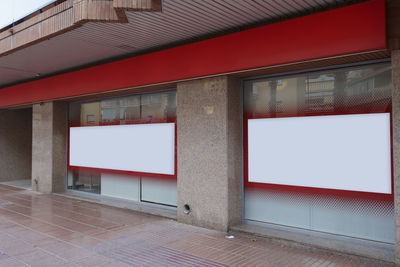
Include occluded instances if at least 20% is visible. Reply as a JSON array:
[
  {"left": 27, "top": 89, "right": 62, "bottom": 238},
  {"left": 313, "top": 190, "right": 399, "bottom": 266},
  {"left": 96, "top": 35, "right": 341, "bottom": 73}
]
[{"left": 0, "top": 184, "right": 392, "bottom": 266}]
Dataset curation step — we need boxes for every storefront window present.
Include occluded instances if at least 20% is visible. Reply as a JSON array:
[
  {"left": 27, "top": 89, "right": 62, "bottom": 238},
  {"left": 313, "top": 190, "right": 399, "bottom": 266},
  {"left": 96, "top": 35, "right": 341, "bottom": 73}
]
[
  {"left": 67, "top": 90, "right": 176, "bottom": 201},
  {"left": 243, "top": 62, "right": 394, "bottom": 243}
]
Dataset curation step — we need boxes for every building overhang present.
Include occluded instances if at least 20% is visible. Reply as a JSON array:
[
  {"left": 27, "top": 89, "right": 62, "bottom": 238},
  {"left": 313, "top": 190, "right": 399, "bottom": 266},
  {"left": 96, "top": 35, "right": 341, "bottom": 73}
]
[
  {"left": 0, "top": 0, "right": 162, "bottom": 57},
  {"left": 0, "top": 0, "right": 388, "bottom": 108},
  {"left": 0, "top": 0, "right": 377, "bottom": 88}
]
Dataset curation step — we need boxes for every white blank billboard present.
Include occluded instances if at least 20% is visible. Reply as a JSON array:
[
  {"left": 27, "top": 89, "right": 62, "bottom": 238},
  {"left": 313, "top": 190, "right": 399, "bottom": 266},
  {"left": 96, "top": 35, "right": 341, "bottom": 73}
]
[
  {"left": 248, "top": 113, "right": 392, "bottom": 194},
  {"left": 69, "top": 123, "right": 175, "bottom": 175}
]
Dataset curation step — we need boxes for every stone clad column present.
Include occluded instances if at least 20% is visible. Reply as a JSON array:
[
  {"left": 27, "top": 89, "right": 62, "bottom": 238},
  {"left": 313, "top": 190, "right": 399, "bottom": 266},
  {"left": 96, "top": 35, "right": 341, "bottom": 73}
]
[
  {"left": 392, "top": 50, "right": 400, "bottom": 264},
  {"left": 177, "top": 76, "right": 242, "bottom": 232},
  {"left": 32, "top": 102, "right": 68, "bottom": 193}
]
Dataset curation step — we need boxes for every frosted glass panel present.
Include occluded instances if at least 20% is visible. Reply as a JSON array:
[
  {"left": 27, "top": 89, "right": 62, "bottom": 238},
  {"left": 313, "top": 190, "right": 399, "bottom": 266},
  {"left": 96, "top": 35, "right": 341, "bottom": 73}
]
[
  {"left": 69, "top": 123, "right": 175, "bottom": 175},
  {"left": 248, "top": 113, "right": 391, "bottom": 194},
  {"left": 244, "top": 188, "right": 395, "bottom": 243},
  {"left": 141, "top": 177, "right": 177, "bottom": 206},
  {"left": 101, "top": 173, "right": 140, "bottom": 201}
]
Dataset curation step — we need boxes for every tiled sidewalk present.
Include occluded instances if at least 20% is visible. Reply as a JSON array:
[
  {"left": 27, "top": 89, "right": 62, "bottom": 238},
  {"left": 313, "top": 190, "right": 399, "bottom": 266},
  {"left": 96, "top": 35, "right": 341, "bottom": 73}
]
[{"left": 0, "top": 184, "right": 392, "bottom": 267}]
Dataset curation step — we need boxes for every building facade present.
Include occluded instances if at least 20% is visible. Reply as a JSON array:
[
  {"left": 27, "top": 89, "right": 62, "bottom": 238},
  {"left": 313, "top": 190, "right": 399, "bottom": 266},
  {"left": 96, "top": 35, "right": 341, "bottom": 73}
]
[{"left": 0, "top": 0, "right": 399, "bottom": 263}]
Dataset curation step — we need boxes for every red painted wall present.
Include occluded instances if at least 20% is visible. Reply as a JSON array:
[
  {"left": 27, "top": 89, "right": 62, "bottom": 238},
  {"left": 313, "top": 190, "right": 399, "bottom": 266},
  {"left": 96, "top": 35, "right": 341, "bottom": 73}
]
[{"left": 0, "top": 0, "right": 386, "bottom": 107}]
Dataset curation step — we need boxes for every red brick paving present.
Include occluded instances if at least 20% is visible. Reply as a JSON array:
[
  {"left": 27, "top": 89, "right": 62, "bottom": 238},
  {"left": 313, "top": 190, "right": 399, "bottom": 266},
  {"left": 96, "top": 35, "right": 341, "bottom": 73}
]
[{"left": 0, "top": 184, "right": 393, "bottom": 266}]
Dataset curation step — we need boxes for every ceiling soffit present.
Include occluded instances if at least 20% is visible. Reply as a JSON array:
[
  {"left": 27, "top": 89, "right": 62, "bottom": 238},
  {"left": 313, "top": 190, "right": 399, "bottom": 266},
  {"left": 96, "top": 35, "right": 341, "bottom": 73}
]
[{"left": 0, "top": 0, "right": 162, "bottom": 57}]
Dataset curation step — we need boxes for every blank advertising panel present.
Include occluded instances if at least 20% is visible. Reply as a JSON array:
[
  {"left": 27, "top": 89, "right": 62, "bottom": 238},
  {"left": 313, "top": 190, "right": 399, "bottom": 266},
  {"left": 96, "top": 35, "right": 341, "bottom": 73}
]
[
  {"left": 69, "top": 123, "right": 175, "bottom": 175},
  {"left": 248, "top": 113, "right": 392, "bottom": 194}
]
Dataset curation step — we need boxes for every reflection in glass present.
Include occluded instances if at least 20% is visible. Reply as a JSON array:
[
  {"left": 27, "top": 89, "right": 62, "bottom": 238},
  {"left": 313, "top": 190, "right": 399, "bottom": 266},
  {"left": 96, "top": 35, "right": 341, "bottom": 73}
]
[
  {"left": 69, "top": 91, "right": 176, "bottom": 127},
  {"left": 67, "top": 169, "right": 101, "bottom": 194},
  {"left": 244, "top": 63, "right": 392, "bottom": 118}
]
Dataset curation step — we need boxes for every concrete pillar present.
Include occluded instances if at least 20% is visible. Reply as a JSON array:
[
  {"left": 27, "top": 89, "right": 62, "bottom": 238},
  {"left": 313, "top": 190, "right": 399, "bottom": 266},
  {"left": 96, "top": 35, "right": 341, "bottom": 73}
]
[
  {"left": 32, "top": 102, "right": 67, "bottom": 193},
  {"left": 393, "top": 50, "right": 400, "bottom": 264},
  {"left": 0, "top": 108, "right": 32, "bottom": 182},
  {"left": 177, "top": 76, "right": 242, "bottom": 232}
]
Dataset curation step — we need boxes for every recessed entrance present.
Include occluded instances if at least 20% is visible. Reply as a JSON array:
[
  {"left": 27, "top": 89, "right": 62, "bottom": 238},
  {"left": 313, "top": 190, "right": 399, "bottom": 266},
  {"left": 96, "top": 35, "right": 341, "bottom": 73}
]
[{"left": 0, "top": 107, "right": 32, "bottom": 189}]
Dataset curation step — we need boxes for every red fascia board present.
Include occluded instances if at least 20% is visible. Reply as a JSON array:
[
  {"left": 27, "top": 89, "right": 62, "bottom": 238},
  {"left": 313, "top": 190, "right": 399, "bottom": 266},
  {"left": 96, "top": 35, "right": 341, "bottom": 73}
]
[{"left": 0, "top": 0, "right": 386, "bottom": 107}]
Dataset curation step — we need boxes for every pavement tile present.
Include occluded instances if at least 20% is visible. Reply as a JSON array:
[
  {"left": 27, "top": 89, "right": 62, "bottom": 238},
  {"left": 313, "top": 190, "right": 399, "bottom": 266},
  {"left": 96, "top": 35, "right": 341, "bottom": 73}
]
[
  {"left": 0, "top": 184, "right": 393, "bottom": 267},
  {"left": 0, "top": 257, "right": 27, "bottom": 267},
  {"left": 14, "top": 249, "right": 69, "bottom": 267}
]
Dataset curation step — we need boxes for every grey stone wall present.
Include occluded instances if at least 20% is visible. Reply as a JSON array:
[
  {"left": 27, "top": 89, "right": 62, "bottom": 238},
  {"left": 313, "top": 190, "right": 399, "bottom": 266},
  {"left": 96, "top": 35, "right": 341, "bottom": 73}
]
[
  {"left": 177, "top": 76, "right": 242, "bottom": 232},
  {"left": 0, "top": 108, "right": 32, "bottom": 182},
  {"left": 392, "top": 50, "right": 400, "bottom": 264},
  {"left": 32, "top": 102, "right": 67, "bottom": 193}
]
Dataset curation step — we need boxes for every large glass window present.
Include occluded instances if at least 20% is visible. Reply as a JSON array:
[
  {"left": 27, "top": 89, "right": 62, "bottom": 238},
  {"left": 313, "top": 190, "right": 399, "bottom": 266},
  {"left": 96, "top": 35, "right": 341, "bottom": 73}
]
[
  {"left": 67, "top": 90, "right": 176, "bottom": 206},
  {"left": 69, "top": 91, "right": 176, "bottom": 127},
  {"left": 243, "top": 62, "right": 394, "bottom": 243},
  {"left": 244, "top": 63, "right": 392, "bottom": 118}
]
